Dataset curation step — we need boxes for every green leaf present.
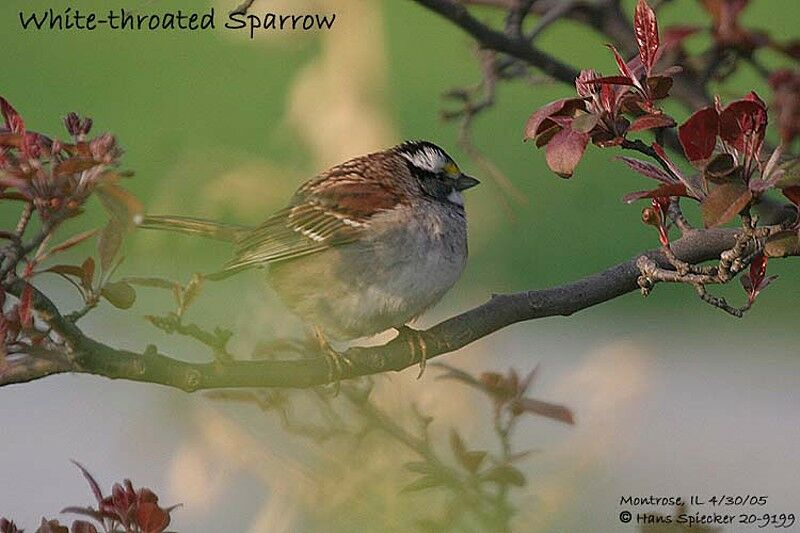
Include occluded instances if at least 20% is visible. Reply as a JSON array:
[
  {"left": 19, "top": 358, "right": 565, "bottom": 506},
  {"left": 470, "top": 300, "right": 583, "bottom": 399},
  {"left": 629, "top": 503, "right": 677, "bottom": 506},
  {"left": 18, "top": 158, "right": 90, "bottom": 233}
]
[{"left": 101, "top": 281, "right": 136, "bottom": 309}]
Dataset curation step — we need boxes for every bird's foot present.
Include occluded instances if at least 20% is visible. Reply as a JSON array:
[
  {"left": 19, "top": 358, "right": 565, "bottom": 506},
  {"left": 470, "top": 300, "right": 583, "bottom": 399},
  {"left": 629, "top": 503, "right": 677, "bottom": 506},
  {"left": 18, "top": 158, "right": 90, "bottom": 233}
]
[
  {"left": 313, "top": 328, "right": 352, "bottom": 395},
  {"left": 397, "top": 325, "right": 429, "bottom": 379}
]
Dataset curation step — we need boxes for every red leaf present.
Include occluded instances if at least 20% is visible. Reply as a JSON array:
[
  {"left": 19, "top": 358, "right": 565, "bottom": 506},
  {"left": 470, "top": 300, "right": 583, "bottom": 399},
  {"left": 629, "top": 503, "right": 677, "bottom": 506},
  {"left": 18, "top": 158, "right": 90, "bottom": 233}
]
[
  {"left": 678, "top": 107, "right": 719, "bottom": 164},
  {"left": 719, "top": 98, "right": 767, "bottom": 153},
  {"left": 111, "top": 482, "right": 136, "bottom": 516},
  {"left": 514, "top": 398, "right": 575, "bottom": 425},
  {"left": 749, "top": 253, "right": 768, "bottom": 285},
  {"left": 70, "top": 520, "right": 98, "bottom": 533},
  {"left": 623, "top": 182, "right": 688, "bottom": 204},
  {"left": 743, "top": 90, "right": 766, "bottom": 107},
  {"left": 0, "top": 97, "right": 24, "bottom": 134},
  {"left": 628, "top": 113, "right": 675, "bottom": 132},
  {"left": 617, "top": 156, "right": 675, "bottom": 183},
  {"left": 743, "top": 253, "right": 772, "bottom": 303},
  {"left": 0, "top": 518, "right": 21, "bottom": 533},
  {"left": 634, "top": 0, "right": 660, "bottom": 75},
  {"left": 136, "top": 503, "right": 170, "bottom": 533},
  {"left": 701, "top": 182, "right": 753, "bottom": 227},
  {"left": 592, "top": 75, "right": 637, "bottom": 86},
  {"left": 137, "top": 488, "right": 160, "bottom": 504},
  {"left": 654, "top": 143, "right": 708, "bottom": 199},
  {"left": 606, "top": 44, "right": 636, "bottom": 82},
  {"left": 523, "top": 98, "right": 586, "bottom": 140},
  {"left": 35, "top": 519, "right": 68, "bottom": 533},
  {"left": 71, "top": 461, "right": 105, "bottom": 504},
  {"left": 575, "top": 69, "right": 601, "bottom": 97},
  {"left": 645, "top": 75, "right": 674, "bottom": 100},
  {"left": 782, "top": 186, "right": 800, "bottom": 206},
  {"left": 544, "top": 128, "right": 589, "bottom": 178},
  {"left": 0, "top": 132, "right": 23, "bottom": 150},
  {"left": 53, "top": 157, "right": 100, "bottom": 177},
  {"left": 570, "top": 113, "right": 600, "bottom": 134},
  {"left": 59, "top": 507, "right": 104, "bottom": 524}
]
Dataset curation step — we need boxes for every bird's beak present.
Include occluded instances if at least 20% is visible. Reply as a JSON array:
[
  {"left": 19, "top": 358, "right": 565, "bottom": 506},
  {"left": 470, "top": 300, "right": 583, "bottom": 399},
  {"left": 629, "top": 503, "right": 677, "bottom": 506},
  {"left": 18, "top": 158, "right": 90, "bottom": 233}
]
[{"left": 455, "top": 174, "right": 480, "bottom": 191}]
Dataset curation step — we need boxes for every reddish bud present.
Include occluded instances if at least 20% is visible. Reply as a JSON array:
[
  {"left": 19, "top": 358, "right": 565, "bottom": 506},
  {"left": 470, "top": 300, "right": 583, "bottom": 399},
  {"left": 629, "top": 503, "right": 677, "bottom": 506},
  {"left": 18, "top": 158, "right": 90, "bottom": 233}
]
[
  {"left": 742, "top": 253, "right": 777, "bottom": 304},
  {"left": 642, "top": 206, "right": 660, "bottom": 226}
]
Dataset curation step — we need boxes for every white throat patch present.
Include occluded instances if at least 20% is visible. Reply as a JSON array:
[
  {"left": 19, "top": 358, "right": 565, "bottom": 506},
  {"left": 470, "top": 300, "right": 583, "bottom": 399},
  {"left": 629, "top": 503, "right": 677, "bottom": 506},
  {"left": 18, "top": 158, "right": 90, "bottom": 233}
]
[{"left": 447, "top": 189, "right": 464, "bottom": 206}]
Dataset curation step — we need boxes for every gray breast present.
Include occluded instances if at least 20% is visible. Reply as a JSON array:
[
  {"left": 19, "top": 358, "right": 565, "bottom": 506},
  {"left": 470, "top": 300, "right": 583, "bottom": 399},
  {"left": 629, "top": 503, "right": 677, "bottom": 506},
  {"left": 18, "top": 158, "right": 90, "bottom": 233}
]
[{"left": 267, "top": 200, "right": 468, "bottom": 340}]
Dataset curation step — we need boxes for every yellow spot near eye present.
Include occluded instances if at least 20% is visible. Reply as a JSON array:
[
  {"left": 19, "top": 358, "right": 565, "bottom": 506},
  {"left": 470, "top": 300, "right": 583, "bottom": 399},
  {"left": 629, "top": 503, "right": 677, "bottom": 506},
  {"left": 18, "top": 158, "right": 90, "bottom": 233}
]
[{"left": 444, "top": 162, "right": 459, "bottom": 176}]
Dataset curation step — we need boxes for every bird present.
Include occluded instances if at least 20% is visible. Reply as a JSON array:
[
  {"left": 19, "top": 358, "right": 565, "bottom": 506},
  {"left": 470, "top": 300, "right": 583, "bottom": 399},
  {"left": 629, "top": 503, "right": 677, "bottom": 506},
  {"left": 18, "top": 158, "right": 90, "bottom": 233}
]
[{"left": 138, "top": 140, "right": 479, "bottom": 379}]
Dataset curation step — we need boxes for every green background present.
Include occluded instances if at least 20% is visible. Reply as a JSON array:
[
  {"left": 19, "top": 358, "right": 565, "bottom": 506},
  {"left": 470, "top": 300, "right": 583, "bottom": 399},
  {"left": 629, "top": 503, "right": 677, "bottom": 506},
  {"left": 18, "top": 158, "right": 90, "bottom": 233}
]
[
  {"left": 1, "top": 0, "right": 796, "bottom": 322},
  {"left": 0, "top": 1, "right": 797, "bottom": 531}
]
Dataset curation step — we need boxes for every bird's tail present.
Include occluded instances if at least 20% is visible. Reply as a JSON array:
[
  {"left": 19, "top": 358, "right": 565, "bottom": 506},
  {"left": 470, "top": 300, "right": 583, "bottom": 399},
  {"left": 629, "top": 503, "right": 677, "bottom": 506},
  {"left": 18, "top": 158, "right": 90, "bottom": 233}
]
[{"left": 136, "top": 215, "right": 249, "bottom": 243}]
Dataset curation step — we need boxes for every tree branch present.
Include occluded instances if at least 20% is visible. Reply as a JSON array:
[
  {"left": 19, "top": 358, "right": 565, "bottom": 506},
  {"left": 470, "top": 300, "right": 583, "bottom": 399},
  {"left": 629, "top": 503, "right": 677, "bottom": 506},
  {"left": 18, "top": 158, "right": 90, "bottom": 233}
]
[
  {"left": 412, "top": 0, "right": 706, "bottom": 153},
  {"left": 411, "top": 0, "right": 580, "bottom": 83},
  {"left": 3, "top": 226, "right": 789, "bottom": 392}
]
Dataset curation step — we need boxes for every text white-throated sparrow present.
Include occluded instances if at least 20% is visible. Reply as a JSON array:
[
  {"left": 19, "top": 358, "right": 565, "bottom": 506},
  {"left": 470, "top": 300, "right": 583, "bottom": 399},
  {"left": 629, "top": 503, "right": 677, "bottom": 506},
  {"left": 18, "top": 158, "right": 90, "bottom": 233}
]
[{"left": 139, "top": 141, "right": 479, "bottom": 371}]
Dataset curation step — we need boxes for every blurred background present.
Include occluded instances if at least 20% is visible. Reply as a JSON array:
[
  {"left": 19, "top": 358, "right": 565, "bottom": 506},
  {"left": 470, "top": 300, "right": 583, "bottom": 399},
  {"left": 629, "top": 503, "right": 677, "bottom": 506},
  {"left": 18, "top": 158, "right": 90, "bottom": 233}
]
[{"left": 0, "top": 0, "right": 798, "bottom": 531}]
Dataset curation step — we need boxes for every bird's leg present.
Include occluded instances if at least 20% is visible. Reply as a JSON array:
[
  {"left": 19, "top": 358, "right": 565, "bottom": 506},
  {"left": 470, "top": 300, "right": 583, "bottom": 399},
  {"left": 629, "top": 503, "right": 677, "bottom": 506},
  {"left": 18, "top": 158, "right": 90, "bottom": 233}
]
[
  {"left": 397, "top": 325, "right": 429, "bottom": 379},
  {"left": 313, "top": 327, "right": 352, "bottom": 393}
]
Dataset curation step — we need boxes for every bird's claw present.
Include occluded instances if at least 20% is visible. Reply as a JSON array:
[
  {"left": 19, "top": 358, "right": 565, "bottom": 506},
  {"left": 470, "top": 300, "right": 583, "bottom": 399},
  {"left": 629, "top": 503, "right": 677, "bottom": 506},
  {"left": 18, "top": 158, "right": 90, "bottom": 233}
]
[
  {"left": 314, "top": 328, "right": 352, "bottom": 395},
  {"left": 398, "top": 325, "right": 429, "bottom": 379}
]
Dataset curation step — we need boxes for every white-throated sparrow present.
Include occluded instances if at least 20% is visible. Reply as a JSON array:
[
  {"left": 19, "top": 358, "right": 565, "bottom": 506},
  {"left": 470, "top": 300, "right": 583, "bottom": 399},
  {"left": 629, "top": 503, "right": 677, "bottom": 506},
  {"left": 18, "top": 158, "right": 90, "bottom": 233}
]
[{"left": 139, "top": 141, "right": 479, "bottom": 373}]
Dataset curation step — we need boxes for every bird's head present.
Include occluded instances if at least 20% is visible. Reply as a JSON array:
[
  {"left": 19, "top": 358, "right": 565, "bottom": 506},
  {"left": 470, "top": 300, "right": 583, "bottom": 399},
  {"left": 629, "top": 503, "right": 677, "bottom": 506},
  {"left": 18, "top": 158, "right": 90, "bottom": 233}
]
[{"left": 396, "top": 140, "right": 480, "bottom": 206}]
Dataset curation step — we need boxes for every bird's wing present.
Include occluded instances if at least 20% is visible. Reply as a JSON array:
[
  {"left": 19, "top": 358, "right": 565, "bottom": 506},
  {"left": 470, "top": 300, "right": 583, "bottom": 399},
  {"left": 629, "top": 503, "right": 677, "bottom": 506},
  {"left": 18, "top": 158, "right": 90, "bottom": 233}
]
[{"left": 223, "top": 173, "right": 404, "bottom": 273}]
